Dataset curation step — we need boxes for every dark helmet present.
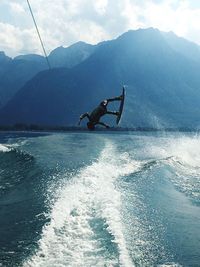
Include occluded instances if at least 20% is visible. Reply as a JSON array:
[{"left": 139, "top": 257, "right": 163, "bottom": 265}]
[
  {"left": 87, "top": 122, "right": 95, "bottom": 130},
  {"left": 100, "top": 100, "right": 108, "bottom": 107}
]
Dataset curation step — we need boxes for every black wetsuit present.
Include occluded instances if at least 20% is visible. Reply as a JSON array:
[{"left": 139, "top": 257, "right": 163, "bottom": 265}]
[
  {"left": 89, "top": 105, "right": 107, "bottom": 123},
  {"left": 79, "top": 96, "right": 121, "bottom": 129}
]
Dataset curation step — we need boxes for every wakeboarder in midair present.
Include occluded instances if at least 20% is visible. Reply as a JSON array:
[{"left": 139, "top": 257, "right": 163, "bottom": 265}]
[{"left": 78, "top": 94, "right": 123, "bottom": 130}]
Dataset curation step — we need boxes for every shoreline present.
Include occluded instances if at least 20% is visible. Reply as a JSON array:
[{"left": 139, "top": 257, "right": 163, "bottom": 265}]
[{"left": 0, "top": 125, "right": 199, "bottom": 133}]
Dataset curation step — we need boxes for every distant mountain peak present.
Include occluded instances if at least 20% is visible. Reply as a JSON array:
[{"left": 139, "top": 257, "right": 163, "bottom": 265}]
[
  {"left": 14, "top": 54, "right": 45, "bottom": 63},
  {"left": 0, "top": 51, "right": 12, "bottom": 65},
  {"left": 0, "top": 51, "right": 6, "bottom": 56},
  {"left": 118, "top": 27, "right": 161, "bottom": 38},
  {"left": 69, "top": 41, "right": 91, "bottom": 47},
  {"left": 48, "top": 41, "right": 95, "bottom": 68},
  {"left": 161, "top": 30, "right": 200, "bottom": 62},
  {"left": 49, "top": 41, "right": 93, "bottom": 55},
  {"left": 0, "top": 51, "right": 11, "bottom": 60}
]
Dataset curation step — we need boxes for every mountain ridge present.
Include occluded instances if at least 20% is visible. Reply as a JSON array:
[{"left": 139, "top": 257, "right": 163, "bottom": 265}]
[
  {"left": 1, "top": 28, "right": 200, "bottom": 128},
  {"left": 0, "top": 41, "right": 97, "bottom": 108}
]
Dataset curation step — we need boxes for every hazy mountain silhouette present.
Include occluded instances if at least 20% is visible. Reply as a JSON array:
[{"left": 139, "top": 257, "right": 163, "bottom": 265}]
[
  {"left": 48, "top": 41, "right": 96, "bottom": 68},
  {"left": 1, "top": 28, "right": 200, "bottom": 128},
  {"left": 0, "top": 52, "right": 47, "bottom": 108},
  {"left": 0, "top": 42, "right": 96, "bottom": 108}
]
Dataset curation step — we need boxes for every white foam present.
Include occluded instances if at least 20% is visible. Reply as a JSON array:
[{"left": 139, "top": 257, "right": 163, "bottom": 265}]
[
  {"left": 147, "top": 135, "right": 200, "bottom": 201},
  {"left": 167, "top": 135, "right": 200, "bottom": 168},
  {"left": 144, "top": 134, "right": 200, "bottom": 168},
  {"left": 24, "top": 142, "right": 138, "bottom": 267},
  {"left": 0, "top": 144, "right": 10, "bottom": 152}
]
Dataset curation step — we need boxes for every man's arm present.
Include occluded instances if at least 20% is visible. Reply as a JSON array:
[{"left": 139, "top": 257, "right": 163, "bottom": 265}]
[
  {"left": 96, "top": 121, "right": 110, "bottom": 128},
  {"left": 106, "top": 95, "right": 122, "bottom": 103},
  {"left": 78, "top": 112, "right": 90, "bottom": 125}
]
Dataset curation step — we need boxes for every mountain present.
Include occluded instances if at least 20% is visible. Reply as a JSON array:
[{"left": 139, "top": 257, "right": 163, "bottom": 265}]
[
  {"left": 0, "top": 53, "right": 48, "bottom": 108},
  {"left": 48, "top": 41, "right": 96, "bottom": 68},
  {"left": 14, "top": 54, "right": 45, "bottom": 63},
  {"left": 0, "top": 52, "right": 12, "bottom": 80},
  {"left": 162, "top": 31, "right": 200, "bottom": 63},
  {"left": 1, "top": 28, "right": 200, "bottom": 128},
  {"left": 0, "top": 42, "right": 96, "bottom": 108},
  {"left": 0, "top": 52, "right": 11, "bottom": 69}
]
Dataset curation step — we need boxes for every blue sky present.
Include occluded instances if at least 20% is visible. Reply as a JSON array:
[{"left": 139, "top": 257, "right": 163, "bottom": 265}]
[{"left": 0, "top": 0, "right": 200, "bottom": 57}]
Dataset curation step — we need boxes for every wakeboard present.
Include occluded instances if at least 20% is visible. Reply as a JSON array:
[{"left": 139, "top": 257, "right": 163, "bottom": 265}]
[{"left": 116, "top": 86, "right": 126, "bottom": 125}]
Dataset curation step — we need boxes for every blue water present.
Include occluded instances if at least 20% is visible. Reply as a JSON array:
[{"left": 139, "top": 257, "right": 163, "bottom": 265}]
[{"left": 0, "top": 131, "right": 200, "bottom": 267}]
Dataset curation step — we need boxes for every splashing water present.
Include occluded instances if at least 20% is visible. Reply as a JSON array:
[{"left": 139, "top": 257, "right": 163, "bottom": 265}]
[
  {"left": 24, "top": 142, "right": 138, "bottom": 267},
  {"left": 0, "top": 144, "right": 10, "bottom": 152}
]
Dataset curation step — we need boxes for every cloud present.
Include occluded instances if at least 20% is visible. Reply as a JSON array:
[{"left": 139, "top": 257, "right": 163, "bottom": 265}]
[
  {"left": 10, "top": 2, "right": 26, "bottom": 14},
  {"left": 0, "top": 0, "right": 200, "bottom": 57},
  {"left": 141, "top": 0, "right": 200, "bottom": 44},
  {"left": 94, "top": 0, "right": 108, "bottom": 15},
  {"left": 0, "top": 21, "right": 42, "bottom": 56}
]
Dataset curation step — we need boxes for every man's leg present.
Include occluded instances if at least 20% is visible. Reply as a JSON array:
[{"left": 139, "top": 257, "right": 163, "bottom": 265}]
[
  {"left": 104, "top": 94, "right": 122, "bottom": 116},
  {"left": 105, "top": 94, "right": 122, "bottom": 115},
  {"left": 106, "top": 111, "right": 119, "bottom": 116}
]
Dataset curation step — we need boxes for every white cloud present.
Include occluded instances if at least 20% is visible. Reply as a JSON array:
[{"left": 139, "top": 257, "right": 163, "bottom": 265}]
[
  {"left": 9, "top": 2, "right": 25, "bottom": 14},
  {"left": 142, "top": 0, "right": 200, "bottom": 44},
  {"left": 0, "top": 0, "right": 200, "bottom": 57},
  {"left": 94, "top": 0, "right": 108, "bottom": 15},
  {"left": 0, "top": 21, "right": 42, "bottom": 56},
  {"left": 121, "top": 0, "right": 144, "bottom": 29}
]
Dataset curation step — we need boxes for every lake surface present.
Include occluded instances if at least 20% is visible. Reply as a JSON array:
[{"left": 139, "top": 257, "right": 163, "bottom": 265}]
[{"left": 0, "top": 131, "right": 200, "bottom": 267}]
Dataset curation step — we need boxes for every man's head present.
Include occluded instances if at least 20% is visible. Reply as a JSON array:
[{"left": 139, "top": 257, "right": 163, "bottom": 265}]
[
  {"left": 87, "top": 122, "right": 95, "bottom": 130},
  {"left": 100, "top": 100, "right": 108, "bottom": 107}
]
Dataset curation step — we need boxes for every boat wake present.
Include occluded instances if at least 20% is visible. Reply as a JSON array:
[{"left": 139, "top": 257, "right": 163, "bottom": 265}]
[{"left": 24, "top": 142, "right": 137, "bottom": 267}]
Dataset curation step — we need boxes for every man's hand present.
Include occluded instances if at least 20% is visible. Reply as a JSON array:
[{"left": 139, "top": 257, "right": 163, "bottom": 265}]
[{"left": 78, "top": 115, "right": 84, "bottom": 125}]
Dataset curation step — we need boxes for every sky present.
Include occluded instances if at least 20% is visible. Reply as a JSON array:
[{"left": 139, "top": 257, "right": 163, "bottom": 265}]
[{"left": 0, "top": 0, "right": 200, "bottom": 57}]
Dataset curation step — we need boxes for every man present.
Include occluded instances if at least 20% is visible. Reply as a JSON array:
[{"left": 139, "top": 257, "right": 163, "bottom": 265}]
[{"left": 78, "top": 95, "right": 123, "bottom": 130}]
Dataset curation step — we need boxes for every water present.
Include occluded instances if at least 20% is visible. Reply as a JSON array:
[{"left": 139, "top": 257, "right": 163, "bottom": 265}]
[{"left": 0, "top": 131, "right": 200, "bottom": 267}]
